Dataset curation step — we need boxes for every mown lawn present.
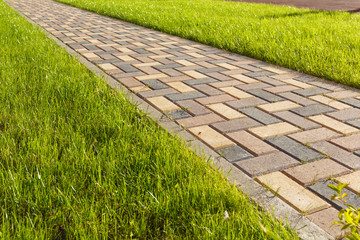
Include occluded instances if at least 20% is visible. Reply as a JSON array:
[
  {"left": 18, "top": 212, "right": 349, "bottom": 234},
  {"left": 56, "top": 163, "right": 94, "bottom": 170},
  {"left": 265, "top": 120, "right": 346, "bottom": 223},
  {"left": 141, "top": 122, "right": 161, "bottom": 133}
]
[
  {"left": 56, "top": 0, "right": 360, "bottom": 88},
  {"left": 0, "top": 1, "right": 299, "bottom": 239}
]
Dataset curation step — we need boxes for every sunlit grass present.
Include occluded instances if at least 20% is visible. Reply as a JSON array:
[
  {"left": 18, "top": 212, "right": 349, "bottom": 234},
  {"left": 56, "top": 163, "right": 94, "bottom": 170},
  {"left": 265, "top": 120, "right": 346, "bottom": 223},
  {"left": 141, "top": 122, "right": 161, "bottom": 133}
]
[
  {"left": 56, "top": 0, "right": 360, "bottom": 88},
  {"left": 0, "top": 1, "right": 299, "bottom": 238}
]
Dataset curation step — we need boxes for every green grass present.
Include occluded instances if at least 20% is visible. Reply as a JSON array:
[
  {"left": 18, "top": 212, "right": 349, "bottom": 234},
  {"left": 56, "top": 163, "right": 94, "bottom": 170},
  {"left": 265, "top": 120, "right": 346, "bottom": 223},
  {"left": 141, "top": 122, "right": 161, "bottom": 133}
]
[
  {"left": 55, "top": 0, "right": 360, "bottom": 88},
  {"left": 0, "top": 1, "right": 299, "bottom": 239}
]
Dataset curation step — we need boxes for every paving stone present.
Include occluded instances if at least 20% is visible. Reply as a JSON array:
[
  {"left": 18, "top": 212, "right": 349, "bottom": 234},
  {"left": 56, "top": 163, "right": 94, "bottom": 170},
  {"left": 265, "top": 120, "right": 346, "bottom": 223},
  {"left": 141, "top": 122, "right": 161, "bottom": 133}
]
[
  {"left": 141, "top": 79, "right": 169, "bottom": 90},
  {"left": 226, "top": 97, "right": 268, "bottom": 109},
  {"left": 208, "top": 80, "right": 243, "bottom": 88},
  {"left": 336, "top": 171, "right": 360, "bottom": 194},
  {"left": 138, "top": 88, "right": 178, "bottom": 98},
  {"left": 248, "top": 122, "right": 300, "bottom": 140},
  {"left": 284, "top": 159, "right": 350, "bottom": 186},
  {"left": 326, "top": 108, "right": 360, "bottom": 121},
  {"left": 211, "top": 118, "right": 261, "bottom": 133},
  {"left": 235, "top": 152, "right": 299, "bottom": 177},
  {"left": 244, "top": 70, "right": 275, "bottom": 78},
  {"left": 167, "top": 109, "right": 192, "bottom": 120},
  {"left": 188, "top": 125, "right": 235, "bottom": 149},
  {"left": 207, "top": 103, "right": 245, "bottom": 120},
  {"left": 330, "top": 133, "right": 360, "bottom": 151},
  {"left": 273, "top": 111, "right": 321, "bottom": 130},
  {"left": 247, "top": 89, "right": 284, "bottom": 102},
  {"left": 195, "top": 94, "right": 236, "bottom": 105},
  {"left": 290, "top": 104, "right": 335, "bottom": 117},
  {"left": 177, "top": 99, "right": 211, "bottom": 116},
  {"left": 281, "top": 79, "right": 314, "bottom": 89},
  {"left": 227, "top": 130, "right": 277, "bottom": 156},
  {"left": 231, "top": 74, "right": 259, "bottom": 83},
  {"left": 341, "top": 98, "right": 360, "bottom": 108},
  {"left": 293, "top": 87, "right": 330, "bottom": 97},
  {"left": 261, "top": 66, "right": 288, "bottom": 74},
  {"left": 220, "top": 87, "right": 253, "bottom": 99},
  {"left": 347, "top": 119, "right": 360, "bottom": 129},
  {"left": 166, "top": 81, "right": 196, "bottom": 93},
  {"left": 266, "top": 136, "right": 322, "bottom": 162},
  {"left": 309, "top": 115, "right": 359, "bottom": 135},
  {"left": 289, "top": 128, "right": 341, "bottom": 144},
  {"left": 255, "top": 76, "right": 285, "bottom": 86},
  {"left": 325, "top": 90, "right": 360, "bottom": 100},
  {"left": 258, "top": 101, "right": 301, "bottom": 113},
  {"left": 309, "top": 81, "right": 345, "bottom": 91},
  {"left": 182, "top": 77, "right": 218, "bottom": 86},
  {"left": 118, "top": 64, "right": 140, "bottom": 73},
  {"left": 237, "top": 82, "right": 271, "bottom": 91},
  {"left": 309, "top": 95, "right": 351, "bottom": 110},
  {"left": 310, "top": 141, "right": 360, "bottom": 169},
  {"left": 98, "top": 63, "right": 118, "bottom": 71},
  {"left": 309, "top": 180, "right": 360, "bottom": 210},
  {"left": 264, "top": 85, "right": 300, "bottom": 93},
  {"left": 216, "top": 145, "right": 253, "bottom": 162},
  {"left": 130, "top": 85, "right": 151, "bottom": 93},
  {"left": 241, "top": 107, "right": 282, "bottom": 125},
  {"left": 278, "top": 92, "right": 317, "bottom": 106},
  {"left": 166, "top": 91, "right": 206, "bottom": 102},
  {"left": 306, "top": 207, "right": 344, "bottom": 238},
  {"left": 216, "top": 62, "right": 239, "bottom": 70},
  {"left": 198, "top": 67, "right": 227, "bottom": 74},
  {"left": 271, "top": 73, "right": 301, "bottom": 81},
  {"left": 182, "top": 70, "right": 208, "bottom": 79},
  {"left": 176, "top": 113, "right": 224, "bottom": 128},
  {"left": 147, "top": 96, "right": 180, "bottom": 112},
  {"left": 136, "top": 73, "right": 168, "bottom": 81},
  {"left": 256, "top": 171, "right": 331, "bottom": 214},
  {"left": 193, "top": 84, "right": 223, "bottom": 95}
]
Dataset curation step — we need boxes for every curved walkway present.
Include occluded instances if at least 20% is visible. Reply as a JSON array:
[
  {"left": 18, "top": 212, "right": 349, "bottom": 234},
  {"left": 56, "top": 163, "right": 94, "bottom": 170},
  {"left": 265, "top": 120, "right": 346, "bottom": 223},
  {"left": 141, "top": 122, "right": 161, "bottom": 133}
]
[{"left": 6, "top": 0, "right": 360, "bottom": 239}]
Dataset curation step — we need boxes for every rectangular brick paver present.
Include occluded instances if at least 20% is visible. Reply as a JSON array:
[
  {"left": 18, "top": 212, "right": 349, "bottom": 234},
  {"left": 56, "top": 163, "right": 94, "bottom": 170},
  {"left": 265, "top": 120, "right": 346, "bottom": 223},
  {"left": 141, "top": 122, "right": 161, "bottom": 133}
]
[
  {"left": 188, "top": 125, "right": 235, "bottom": 149},
  {"left": 207, "top": 103, "right": 245, "bottom": 120},
  {"left": 257, "top": 100, "right": 301, "bottom": 113},
  {"left": 309, "top": 115, "right": 359, "bottom": 135},
  {"left": 330, "top": 133, "right": 360, "bottom": 151},
  {"left": 289, "top": 127, "right": 341, "bottom": 144},
  {"left": 220, "top": 87, "right": 253, "bottom": 99},
  {"left": 273, "top": 111, "right": 320, "bottom": 130},
  {"left": 248, "top": 122, "right": 300, "bottom": 139},
  {"left": 176, "top": 113, "right": 224, "bottom": 128}
]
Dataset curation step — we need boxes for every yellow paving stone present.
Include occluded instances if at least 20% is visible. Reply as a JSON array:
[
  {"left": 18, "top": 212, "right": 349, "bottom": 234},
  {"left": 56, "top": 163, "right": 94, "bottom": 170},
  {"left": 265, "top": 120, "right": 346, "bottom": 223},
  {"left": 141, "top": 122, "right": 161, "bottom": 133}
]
[
  {"left": 116, "top": 47, "right": 134, "bottom": 53},
  {"left": 261, "top": 66, "right": 288, "bottom": 74},
  {"left": 182, "top": 70, "right": 207, "bottom": 79},
  {"left": 256, "top": 172, "right": 331, "bottom": 214},
  {"left": 216, "top": 63, "right": 239, "bottom": 70},
  {"left": 174, "top": 59, "right": 196, "bottom": 66},
  {"left": 116, "top": 55, "right": 136, "bottom": 62},
  {"left": 207, "top": 103, "right": 246, "bottom": 120},
  {"left": 150, "top": 54, "right": 174, "bottom": 59},
  {"left": 98, "top": 63, "right": 118, "bottom": 71},
  {"left": 248, "top": 122, "right": 300, "bottom": 139},
  {"left": 83, "top": 52, "right": 100, "bottom": 59},
  {"left": 309, "top": 95, "right": 351, "bottom": 110},
  {"left": 130, "top": 86, "right": 151, "bottom": 93},
  {"left": 88, "top": 39, "right": 102, "bottom": 44},
  {"left": 166, "top": 82, "right": 195, "bottom": 93},
  {"left": 326, "top": 90, "right": 360, "bottom": 100},
  {"left": 257, "top": 101, "right": 301, "bottom": 113},
  {"left": 220, "top": 87, "right": 253, "bottom": 99},
  {"left": 133, "top": 62, "right": 161, "bottom": 67},
  {"left": 132, "top": 42, "right": 146, "bottom": 47},
  {"left": 336, "top": 171, "right": 360, "bottom": 194},
  {"left": 231, "top": 74, "right": 259, "bottom": 83},
  {"left": 281, "top": 79, "right": 314, "bottom": 89},
  {"left": 147, "top": 96, "right": 180, "bottom": 112},
  {"left": 135, "top": 73, "right": 168, "bottom": 81},
  {"left": 308, "top": 115, "right": 359, "bottom": 135},
  {"left": 189, "top": 125, "right": 235, "bottom": 149}
]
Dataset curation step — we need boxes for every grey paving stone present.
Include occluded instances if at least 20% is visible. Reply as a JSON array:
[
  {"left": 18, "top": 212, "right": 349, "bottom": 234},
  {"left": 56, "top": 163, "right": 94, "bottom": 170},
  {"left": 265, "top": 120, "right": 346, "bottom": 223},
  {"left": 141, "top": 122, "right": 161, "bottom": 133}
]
[
  {"left": 274, "top": 111, "right": 321, "bottom": 130},
  {"left": 278, "top": 92, "right": 317, "bottom": 106},
  {"left": 183, "top": 78, "right": 218, "bottom": 86},
  {"left": 154, "top": 63, "right": 182, "bottom": 69},
  {"left": 165, "top": 91, "right": 206, "bottom": 102},
  {"left": 347, "top": 119, "right": 360, "bottom": 129},
  {"left": 141, "top": 79, "right": 169, "bottom": 90},
  {"left": 241, "top": 107, "right": 282, "bottom": 125},
  {"left": 290, "top": 104, "right": 335, "bottom": 117},
  {"left": 226, "top": 97, "right": 268, "bottom": 109},
  {"left": 255, "top": 76, "right": 285, "bottom": 86},
  {"left": 293, "top": 87, "right": 330, "bottom": 97},
  {"left": 117, "top": 64, "right": 140, "bottom": 73},
  {"left": 341, "top": 98, "right": 360, "bottom": 108},
  {"left": 216, "top": 145, "right": 253, "bottom": 162},
  {"left": 237, "top": 82, "right": 272, "bottom": 91},
  {"left": 293, "top": 76, "right": 319, "bottom": 82},
  {"left": 177, "top": 99, "right": 212, "bottom": 116},
  {"left": 266, "top": 136, "right": 323, "bottom": 162},
  {"left": 244, "top": 71, "right": 276, "bottom": 78},
  {"left": 197, "top": 67, "right": 227, "bottom": 74},
  {"left": 309, "top": 180, "right": 360, "bottom": 210},
  {"left": 327, "top": 108, "right": 360, "bottom": 121},
  {"left": 193, "top": 84, "right": 223, "bottom": 96},
  {"left": 247, "top": 89, "right": 284, "bottom": 102},
  {"left": 211, "top": 118, "right": 262, "bottom": 133},
  {"left": 167, "top": 109, "right": 192, "bottom": 120}
]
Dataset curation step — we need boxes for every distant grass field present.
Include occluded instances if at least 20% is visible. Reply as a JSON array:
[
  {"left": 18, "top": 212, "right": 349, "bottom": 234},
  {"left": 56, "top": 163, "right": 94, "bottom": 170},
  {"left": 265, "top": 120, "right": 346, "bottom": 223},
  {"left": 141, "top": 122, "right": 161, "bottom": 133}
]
[
  {"left": 1, "top": 1, "right": 299, "bottom": 239},
  {"left": 56, "top": 0, "right": 360, "bottom": 88}
]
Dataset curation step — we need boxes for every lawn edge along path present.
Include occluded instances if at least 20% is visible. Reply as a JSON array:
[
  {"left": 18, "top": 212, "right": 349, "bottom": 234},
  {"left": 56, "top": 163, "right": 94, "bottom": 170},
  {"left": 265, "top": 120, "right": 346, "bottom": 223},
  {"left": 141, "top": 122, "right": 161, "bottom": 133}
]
[{"left": 4, "top": 1, "right": 333, "bottom": 239}]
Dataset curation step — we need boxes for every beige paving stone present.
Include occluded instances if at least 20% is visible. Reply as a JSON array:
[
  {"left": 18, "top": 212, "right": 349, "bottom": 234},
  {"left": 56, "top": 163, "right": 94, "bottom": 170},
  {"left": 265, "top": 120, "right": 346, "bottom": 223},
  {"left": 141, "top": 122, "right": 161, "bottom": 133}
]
[
  {"left": 174, "top": 59, "right": 196, "bottom": 66},
  {"left": 308, "top": 115, "right": 359, "bottom": 135},
  {"left": 283, "top": 159, "right": 351, "bottom": 186},
  {"left": 130, "top": 86, "right": 151, "bottom": 93},
  {"left": 248, "top": 122, "right": 301, "bottom": 139},
  {"left": 177, "top": 113, "right": 224, "bottom": 128},
  {"left": 83, "top": 52, "right": 100, "bottom": 60},
  {"left": 257, "top": 101, "right": 301, "bottom": 113},
  {"left": 264, "top": 85, "right": 300, "bottom": 94},
  {"left": 133, "top": 62, "right": 161, "bottom": 67},
  {"left": 209, "top": 80, "right": 243, "bottom": 88},
  {"left": 116, "top": 47, "right": 134, "bottom": 53},
  {"left": 207, "top": 103, "right": 245, "bottom": 120},
  {"left": 336, "top": 171, "right": 360, "bottom": 194},
  {"left": 166, "top": 82, "right": 195, "bottom": 93},
  {"left": 325, "top": 90, "right": 360, "bottom": 100},
  {"left": 256, "top": 172, "right": 331, "bottom": 214},
  {"left": 216, "top": 63, "right": 239, "bottom": 70},
  {"left": 189, "top": 125, "right": 235, "bottom": 149},
  {"left": 230, "top": 74, "right": 259, "bottom": 83},
  {"left": 261, "top": 66, "right": 288, "bottom": 74},
  {"left": 147, "top": 96, "right": 180, "bottom": 112},
  {"left": 135, "top": 73, "right": 168, "bottom": 81},
  {"left": 185, "top": 52, "right": 205, "bottom": 58},
  {"left": 307, "top": 207, "right": 344, "bottom": 238},
  {"left": 150, "top": 54, "right": 174, "bottom": 59},
  {"left": 227, "top": 130, "right": 277, "bottom": 156},
  {"left": 281, "top": 79, "right": 314, "bottom": 89},
  {"left": 98, "top": 63, "right": 118, "bottom": 71},
  {"left": 116, "top": 55, "right": 136, "bottom": 62},
  {"left": 309, "top": 95, "right": 351, "bottom": 110},
  {"left": 220, "top": 87, "right": 253, "bottom": 99},
  {"left": 330, "top": 133, "right": 360, "bottom": 151},
  {"left": 195, "top": 94, "right": 236, "bottom": 105},
  {"left": 182, "top": 70, "right": 207, "bottom": 79},
  {"left": 289, "top": 127, "right": 341, "bottom": 144}
]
